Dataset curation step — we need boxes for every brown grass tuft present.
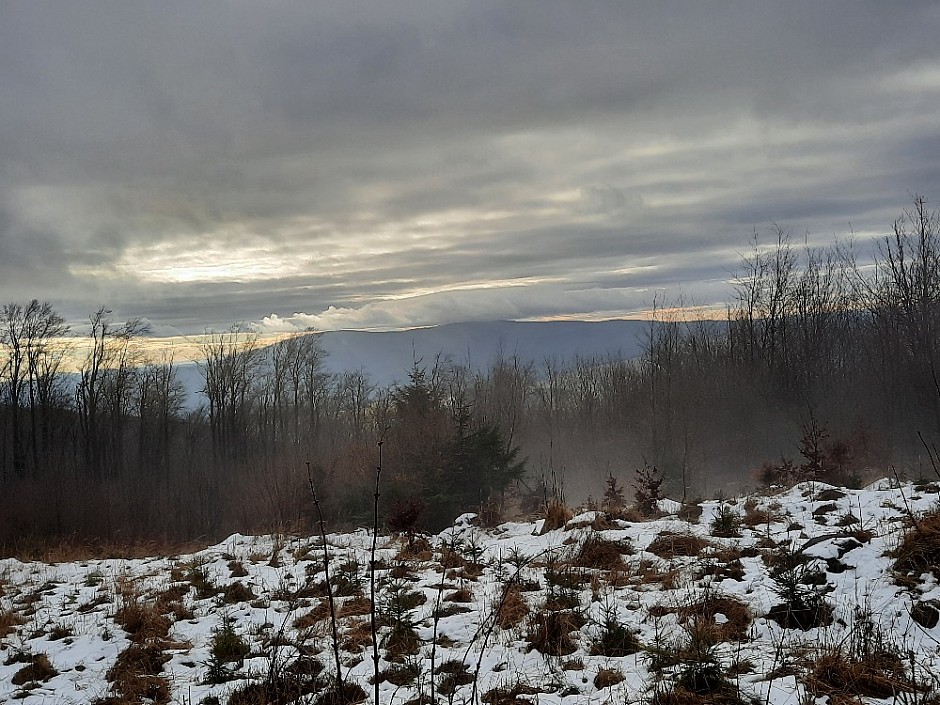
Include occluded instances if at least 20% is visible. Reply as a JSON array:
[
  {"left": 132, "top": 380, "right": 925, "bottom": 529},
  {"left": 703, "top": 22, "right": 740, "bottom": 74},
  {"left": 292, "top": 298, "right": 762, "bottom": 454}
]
[
  {"left": 540, "top": 499, "right": 573, "bottom": 534},
  {"left": 497, "top": 584, "right": 530, "bottom": 629},
  {"left": 893, "top": 509, "right": 940, "bottom": 580},
  {"left": 0, "top": 607, "right": 26, "bottom": 639},
  {"left": 526, "top": 610, "right": 585, "bottom": 656},
  {"left": 103, "top": 643, "right": 172, "bottom": 704},
  {"left": 594, "top": 667, "right": 625, "bottom": 689},
  {"left": 677, "top": 593, "right": 752, "bottom": 642},
  {"left": 805, "top": 648, "right": 915, "bottom": 702},
  {"left": 647, "top": 532, "right": 712, "bottom": 558},
  {"left": 337, "top": 595, "right": 373, "bottom": 618},
  {"left": 11, "top": 652, "right": 57, "bottom": 686},
  {"left": 574, "top": 534, "right": 633, "bottom": 570}
]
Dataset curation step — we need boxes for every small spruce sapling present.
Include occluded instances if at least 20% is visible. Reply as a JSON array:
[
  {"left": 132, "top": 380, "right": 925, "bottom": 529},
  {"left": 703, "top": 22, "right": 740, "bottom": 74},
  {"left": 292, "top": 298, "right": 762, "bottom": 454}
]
[{"left": 633, "top": 464, "right": 664, "bottom": 517}]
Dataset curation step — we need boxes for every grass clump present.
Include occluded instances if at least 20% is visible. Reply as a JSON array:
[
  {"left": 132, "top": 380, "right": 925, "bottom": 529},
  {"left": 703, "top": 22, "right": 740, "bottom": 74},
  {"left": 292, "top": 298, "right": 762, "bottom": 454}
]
[
  {"left": 526, "top": 609, "right": 585, "bottom": 656},
  {"left": 574, "top": 534, "right": 633, "bottom": 570},
  {"left": 892, "top": 508, "right": 940, "bottom": 581},
  {"left": 496, "top": 583, "right": 530, "bottom": 629},
  {"left": 11, "top": 652, "right": 57, "bottom": 686},
  {"left": 594, "top": 667, "right": 625, "bottom": 689},
  {"left": 648, "top": 531, "right": 712, "bottom": 558}
]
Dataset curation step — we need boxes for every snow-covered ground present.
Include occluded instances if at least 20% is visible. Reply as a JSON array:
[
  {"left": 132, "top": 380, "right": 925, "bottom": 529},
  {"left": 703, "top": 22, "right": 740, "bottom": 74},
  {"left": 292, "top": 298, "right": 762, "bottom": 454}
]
[{"left": 1, "top": 479, "right": 939, "bottom": 704}]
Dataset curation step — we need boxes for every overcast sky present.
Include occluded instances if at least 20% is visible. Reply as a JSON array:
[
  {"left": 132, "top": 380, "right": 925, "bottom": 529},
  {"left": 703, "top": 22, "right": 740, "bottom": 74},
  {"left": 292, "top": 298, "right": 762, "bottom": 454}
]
[{"left": 3, "top": 2, "right": 940, "bottom": 334}]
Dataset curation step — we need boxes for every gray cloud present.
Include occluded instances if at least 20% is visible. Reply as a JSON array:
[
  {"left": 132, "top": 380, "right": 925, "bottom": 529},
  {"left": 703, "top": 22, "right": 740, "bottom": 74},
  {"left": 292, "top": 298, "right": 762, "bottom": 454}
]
[{"left": 2, "top": 2, "right": 940, "bottom": 332}]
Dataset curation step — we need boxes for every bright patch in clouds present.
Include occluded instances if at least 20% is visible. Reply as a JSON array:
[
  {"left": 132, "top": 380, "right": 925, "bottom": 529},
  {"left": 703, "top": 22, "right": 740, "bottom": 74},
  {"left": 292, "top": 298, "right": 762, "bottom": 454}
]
[{"left": 117, "top": 242, "right": 312, "bottom": 283}]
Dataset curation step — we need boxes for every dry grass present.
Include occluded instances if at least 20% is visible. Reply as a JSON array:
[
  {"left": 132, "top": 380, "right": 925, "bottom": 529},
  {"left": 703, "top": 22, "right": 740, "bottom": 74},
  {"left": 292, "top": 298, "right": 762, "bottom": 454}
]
[
  {"left": 892, "top": 508, "right": 940, "bottom": 580},
  {"left": 594, "top": 667, "right": 625, "bottom": 689},
  {"left": 114, "top": 589, "right": 171, "bottom": 643},
  {"left": 497, "top": 584, "right": 530, "bottom": 629},
  {"left": 526, "top": 610, "right": 585, "bottom": 656},
  {"left": 10, "top": 652, "right": 57, "bottom": 686},
  {"left": 2, "top": 536, "right": 208, "bottom": 563},
  {"left": 677, "top": 593, "right": 752, "bottom": 642},
  {"left": 573, "top": 534, "right": 633, "bottom": 570},
  {"left": 444, "top": 587, "right": 474, "bottom": 603},
  {"left": 0, "top": 607, "right": 26, "bottom": 639},
  {"left": 293, "top": 601, "right": 330, "bottom": 629},
  {"left": 337, "top": 595, "right": 373, "bottom": 618},
  {"left": 102, "top": 643, "right": 171, "bottom": 704},
  {"left": 340, "top": 618, "right": 374, "bottom": 652},
  {"left": 647, "top": 532, "right": 712, "bottom": 558},
  {"left": 742, "top": 500, "right": 783, "bottom": 527},
  {"left": 540, "top": 499, "right": 573, "bottom": 534},
  {"left": 804, "top": 648, "right": 916, "bottom": 703}
]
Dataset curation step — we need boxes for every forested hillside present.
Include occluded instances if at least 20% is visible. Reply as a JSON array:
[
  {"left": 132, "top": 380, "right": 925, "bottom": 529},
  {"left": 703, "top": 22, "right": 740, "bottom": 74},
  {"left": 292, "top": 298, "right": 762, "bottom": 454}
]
[{"left": 2, "top": 198, "right": 940, "bottom": 550}]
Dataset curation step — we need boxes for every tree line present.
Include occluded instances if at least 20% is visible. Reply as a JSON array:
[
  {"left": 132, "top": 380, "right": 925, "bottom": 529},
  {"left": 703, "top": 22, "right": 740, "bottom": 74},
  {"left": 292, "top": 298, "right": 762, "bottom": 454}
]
[{"left": 2, "top": 197, "right": 940, "bottom": 551}]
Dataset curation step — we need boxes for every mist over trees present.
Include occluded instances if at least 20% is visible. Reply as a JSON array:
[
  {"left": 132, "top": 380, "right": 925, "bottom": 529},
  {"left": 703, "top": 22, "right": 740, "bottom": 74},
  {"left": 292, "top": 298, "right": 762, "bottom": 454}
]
[{"left": 2, "top": 198, "right": 940, "bottom": 551}]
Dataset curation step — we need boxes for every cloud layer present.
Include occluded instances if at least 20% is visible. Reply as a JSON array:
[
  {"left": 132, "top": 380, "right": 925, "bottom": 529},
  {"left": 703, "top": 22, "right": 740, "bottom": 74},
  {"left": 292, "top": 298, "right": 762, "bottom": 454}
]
[{"left": 3, "top": 2, "right": 940, "bottom": 332}]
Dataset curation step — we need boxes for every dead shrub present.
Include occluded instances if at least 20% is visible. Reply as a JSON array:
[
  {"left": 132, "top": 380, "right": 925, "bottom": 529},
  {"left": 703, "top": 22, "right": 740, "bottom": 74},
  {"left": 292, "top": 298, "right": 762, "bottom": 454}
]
[{"left": 648, "top": 532, "right": 712, "bottom": 558}]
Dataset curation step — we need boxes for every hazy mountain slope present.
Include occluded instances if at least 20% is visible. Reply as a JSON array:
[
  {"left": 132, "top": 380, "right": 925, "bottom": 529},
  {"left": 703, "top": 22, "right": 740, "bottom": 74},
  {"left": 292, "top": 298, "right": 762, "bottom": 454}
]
[{"left": 319, "top": 319, "right": 650, "bottom": 385}]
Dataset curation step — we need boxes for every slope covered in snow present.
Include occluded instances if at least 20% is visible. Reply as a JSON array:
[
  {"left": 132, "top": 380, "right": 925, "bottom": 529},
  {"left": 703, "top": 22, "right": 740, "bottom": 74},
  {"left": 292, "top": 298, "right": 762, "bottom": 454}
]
[{"left": 1, "top": 479, "right": 939, "bottom": 705}]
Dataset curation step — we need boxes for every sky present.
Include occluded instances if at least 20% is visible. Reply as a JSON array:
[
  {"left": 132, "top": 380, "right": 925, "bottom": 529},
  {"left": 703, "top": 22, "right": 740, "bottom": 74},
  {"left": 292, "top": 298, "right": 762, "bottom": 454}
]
[{"left": 3, "top": 2, "right": 940, "bottom": 335}]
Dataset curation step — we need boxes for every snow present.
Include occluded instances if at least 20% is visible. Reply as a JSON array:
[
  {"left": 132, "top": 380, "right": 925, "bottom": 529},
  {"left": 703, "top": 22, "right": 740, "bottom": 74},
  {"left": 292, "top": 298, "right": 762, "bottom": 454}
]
[{"left": 1, "top": 480, "right": 939, "bottom": 704}]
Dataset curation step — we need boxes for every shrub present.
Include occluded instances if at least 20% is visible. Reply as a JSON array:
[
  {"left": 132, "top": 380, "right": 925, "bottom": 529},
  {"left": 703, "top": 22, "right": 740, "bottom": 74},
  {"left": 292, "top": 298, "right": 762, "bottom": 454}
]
[
  {"left": 710, "top": 504, "right": 742, "bottom": 538},
  {"left": 603, "top": 473, "right": 626, "bottom": 513},
  {"left": 765, "top": 547, "right": 833, "bottom": 630},
  {"left": 205, "top": 615, "right": 249, "bottom": 684},
  {"left": 633, "top": 464, "right": 664, "bottom": 517},
  {"left": 590, "top": 600, "right": 641, "bottom": 657}
]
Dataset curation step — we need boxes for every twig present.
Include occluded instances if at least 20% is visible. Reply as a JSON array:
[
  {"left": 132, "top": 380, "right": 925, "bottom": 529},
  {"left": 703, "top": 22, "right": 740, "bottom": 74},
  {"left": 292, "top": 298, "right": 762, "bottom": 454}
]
[
  {"left": 305, "top": 461, "right": 344, "bottom": 698},
  {"left": 370, "top": 436, "right": 385, "bottom": 705},
  {"left": 917, "top": 431, "right": 940, "bottom": 482}
]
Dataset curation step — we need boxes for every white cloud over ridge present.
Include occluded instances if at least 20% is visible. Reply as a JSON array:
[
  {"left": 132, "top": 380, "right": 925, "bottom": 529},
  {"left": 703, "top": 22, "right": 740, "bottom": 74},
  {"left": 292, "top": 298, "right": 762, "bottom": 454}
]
[{"left": 1, "top": 3, "right": 939, "bottom": 332}]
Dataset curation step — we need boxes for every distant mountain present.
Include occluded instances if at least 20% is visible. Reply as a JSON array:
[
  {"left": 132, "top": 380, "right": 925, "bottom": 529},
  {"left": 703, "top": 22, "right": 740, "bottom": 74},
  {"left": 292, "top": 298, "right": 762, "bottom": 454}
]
[
  {"left": 174, "top": 319, "right": 651, "bottom": 406},
  {"left": 319, "top": 319, "right": 650, "bottom": 385}
]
